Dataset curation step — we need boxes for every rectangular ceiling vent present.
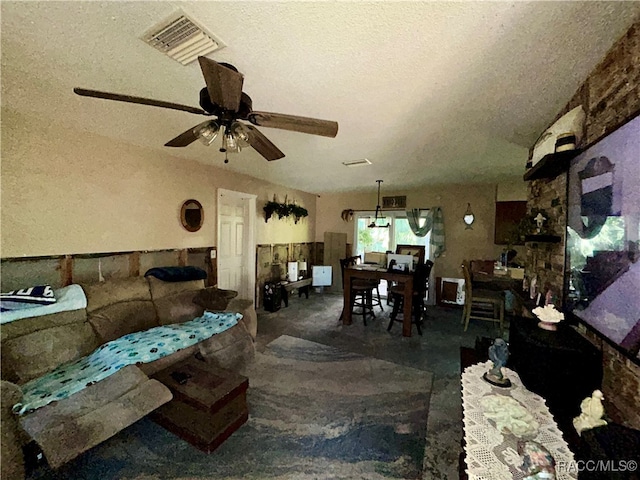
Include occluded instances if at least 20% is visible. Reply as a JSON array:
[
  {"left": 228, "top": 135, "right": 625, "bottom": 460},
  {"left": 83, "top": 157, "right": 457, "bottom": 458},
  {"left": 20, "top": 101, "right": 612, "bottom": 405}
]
[
  {"left": 142, "top": 10, "right": 225, "bottom": 65},
  {"left": 342, "top": 158, "right": 372, "bottom": 167}
]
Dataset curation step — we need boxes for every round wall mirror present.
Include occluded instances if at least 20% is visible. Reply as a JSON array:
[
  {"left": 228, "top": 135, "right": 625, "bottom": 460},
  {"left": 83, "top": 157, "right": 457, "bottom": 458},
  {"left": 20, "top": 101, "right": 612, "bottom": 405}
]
[{"left": 180, "top": 199, "right": 204, "bottom": 232}]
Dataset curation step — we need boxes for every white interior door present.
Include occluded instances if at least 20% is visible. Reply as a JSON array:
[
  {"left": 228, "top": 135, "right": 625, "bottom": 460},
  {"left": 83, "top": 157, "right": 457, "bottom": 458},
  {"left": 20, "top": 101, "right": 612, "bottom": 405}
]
[{"left": 217, "top": 189, "right": 256, "bottom": 302}]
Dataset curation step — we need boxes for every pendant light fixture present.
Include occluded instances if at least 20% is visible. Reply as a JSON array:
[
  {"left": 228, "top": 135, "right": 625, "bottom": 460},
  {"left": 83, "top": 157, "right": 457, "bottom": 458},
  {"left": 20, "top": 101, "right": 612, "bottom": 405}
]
[{"left": 368, "top": 180, "right": 390, "bottom": 228}]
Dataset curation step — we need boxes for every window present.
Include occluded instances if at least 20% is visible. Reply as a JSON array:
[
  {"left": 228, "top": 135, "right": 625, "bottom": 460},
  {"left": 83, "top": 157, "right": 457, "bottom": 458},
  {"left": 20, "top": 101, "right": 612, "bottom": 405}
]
[{"left": 354, "top": 210, "right": 431, "bottom": 259}]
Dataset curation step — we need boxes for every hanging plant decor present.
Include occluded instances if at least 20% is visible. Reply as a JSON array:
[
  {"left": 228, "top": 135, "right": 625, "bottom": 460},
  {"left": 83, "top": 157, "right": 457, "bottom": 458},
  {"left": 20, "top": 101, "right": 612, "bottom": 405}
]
[
  {"left": 263, "top": 196, "right": 308, "bottom": 223},
  {"left": 291, "top": 205, "right": 308, "bottom": 224},
  {"left": 263, "top": 200, "right": 281, "bottom": 222}
]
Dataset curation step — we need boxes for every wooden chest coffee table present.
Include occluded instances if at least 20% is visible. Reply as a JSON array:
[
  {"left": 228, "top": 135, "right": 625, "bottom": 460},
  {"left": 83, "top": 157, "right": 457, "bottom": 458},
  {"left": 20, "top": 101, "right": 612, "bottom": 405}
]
[{"left": 151, "top": 356, "right": 249, "bottom": 453}]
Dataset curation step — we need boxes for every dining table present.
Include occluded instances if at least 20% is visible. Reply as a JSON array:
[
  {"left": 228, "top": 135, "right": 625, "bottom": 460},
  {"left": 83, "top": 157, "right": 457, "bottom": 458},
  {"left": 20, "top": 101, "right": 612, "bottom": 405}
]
[{"left": 342, "top": 266, "right": 415, "bottom": 337}]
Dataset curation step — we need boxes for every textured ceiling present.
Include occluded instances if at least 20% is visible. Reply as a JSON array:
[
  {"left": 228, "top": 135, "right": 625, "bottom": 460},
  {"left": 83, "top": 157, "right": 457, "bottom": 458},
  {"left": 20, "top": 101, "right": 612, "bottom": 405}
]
[{"left": 2, "top": 1, "right": 639, "bottom": 194}]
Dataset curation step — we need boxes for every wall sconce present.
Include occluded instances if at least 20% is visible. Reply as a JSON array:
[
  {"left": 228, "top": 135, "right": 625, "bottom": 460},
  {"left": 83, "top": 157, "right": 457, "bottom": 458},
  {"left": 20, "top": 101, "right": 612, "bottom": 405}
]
[{"left": 463, "top": 203, "right": 475, "bottom": 229}]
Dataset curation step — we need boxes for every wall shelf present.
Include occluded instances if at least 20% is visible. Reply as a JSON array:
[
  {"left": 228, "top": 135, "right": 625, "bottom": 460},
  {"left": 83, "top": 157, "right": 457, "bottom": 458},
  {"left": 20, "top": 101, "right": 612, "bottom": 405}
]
[
  {"left": 523, "top": 149, "right": 581, "bottom": 181},
  {"left": 525, "top": 234, "right": 561, "bottom": 243}
]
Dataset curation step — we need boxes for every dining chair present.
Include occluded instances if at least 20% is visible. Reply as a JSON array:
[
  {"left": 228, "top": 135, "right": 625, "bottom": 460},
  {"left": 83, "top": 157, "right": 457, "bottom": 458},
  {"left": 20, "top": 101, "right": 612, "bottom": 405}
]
[
  {"left": 395, "top": 244, "right": 426, "bottom": 265},
  {"left": 461, "top": 260, "right": 504, "bottom": 335},
  {"left": 339, "top": 256, "right": 379, "bottom": 325},
  {"left": 387, "top": 260, "right": 434, "bottom": 335},
  {"left": 387, "top": 244, "right": 427, "bottom": 305},
  {"left": 469, "top": 259, "right": 503, "bottom": 291}
]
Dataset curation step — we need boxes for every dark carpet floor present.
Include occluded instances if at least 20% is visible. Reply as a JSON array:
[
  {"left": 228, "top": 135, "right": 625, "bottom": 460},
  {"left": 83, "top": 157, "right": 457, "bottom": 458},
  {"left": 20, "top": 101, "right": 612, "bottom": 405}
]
[
  {"left": 254, "top": 292, "right": 507, "bottom": 479},
  {"left": 26, "top": 291, "right": 508, "bottom": 479}
]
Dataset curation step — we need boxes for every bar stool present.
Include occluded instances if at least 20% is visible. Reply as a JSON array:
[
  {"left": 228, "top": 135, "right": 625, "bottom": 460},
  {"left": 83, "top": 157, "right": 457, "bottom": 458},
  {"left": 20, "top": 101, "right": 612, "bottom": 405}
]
[{"left": 340, "top": 256, "right": 378, "bottom": 325}]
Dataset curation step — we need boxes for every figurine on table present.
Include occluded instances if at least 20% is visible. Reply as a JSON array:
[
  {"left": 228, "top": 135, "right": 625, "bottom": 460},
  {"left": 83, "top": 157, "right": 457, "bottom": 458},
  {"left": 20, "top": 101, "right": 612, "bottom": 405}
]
[
  {"left": 573, "top": 390, "right": 607, "bottom": 436},
  {"left": 483, "top": 338, "right": 512, "bottom": 387},
  {"left": 518, "top": 440, "right": 556, "bottom": 480}
]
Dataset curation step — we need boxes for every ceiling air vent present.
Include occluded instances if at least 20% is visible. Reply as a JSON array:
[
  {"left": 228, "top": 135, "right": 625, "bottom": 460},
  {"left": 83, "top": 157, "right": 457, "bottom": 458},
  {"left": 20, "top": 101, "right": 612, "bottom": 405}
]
[
  {"left": 342, "top": 158, "right": 372, "bottom": 167},
  {"left": 142, "top": 10, "right": 225, "bottom": 65}
]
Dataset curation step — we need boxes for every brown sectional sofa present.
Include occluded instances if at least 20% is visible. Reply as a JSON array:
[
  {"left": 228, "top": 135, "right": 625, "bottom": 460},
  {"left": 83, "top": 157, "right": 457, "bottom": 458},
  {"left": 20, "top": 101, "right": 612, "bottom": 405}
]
[{"left": 0, "top": 276, "right": 257, "bottom": 480}]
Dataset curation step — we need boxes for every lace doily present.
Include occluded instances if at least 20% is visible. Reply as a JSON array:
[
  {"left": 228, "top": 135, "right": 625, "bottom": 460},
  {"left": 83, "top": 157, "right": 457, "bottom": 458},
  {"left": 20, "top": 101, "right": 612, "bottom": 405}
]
[{"left": 462, "top": 361, "right": 577, "bottom": 480}]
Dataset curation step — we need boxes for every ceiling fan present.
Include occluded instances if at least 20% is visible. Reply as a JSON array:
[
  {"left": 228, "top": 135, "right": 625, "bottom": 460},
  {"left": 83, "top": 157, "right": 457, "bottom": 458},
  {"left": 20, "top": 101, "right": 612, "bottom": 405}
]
[{"left": 74, "top": 56, "right": 338, "bottom": 162}]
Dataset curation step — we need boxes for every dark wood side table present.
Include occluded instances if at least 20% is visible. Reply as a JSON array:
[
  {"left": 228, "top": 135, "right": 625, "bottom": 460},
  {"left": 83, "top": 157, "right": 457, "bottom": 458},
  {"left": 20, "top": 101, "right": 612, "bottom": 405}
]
[
  {"left": 577, "top": 424, "right": 640, "bottom": 480},
  {"left": 509, "top": 316, "right": 602, "bottom": 448},
  {"left": 151, "top": 356, "right": 249, "bottom": 453}
]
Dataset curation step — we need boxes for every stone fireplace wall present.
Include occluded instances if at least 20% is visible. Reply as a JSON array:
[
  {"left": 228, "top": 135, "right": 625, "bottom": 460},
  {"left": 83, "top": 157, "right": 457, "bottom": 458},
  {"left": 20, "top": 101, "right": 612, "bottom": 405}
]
[{"left": 525, "top": 22, "right": 640, "bottom": 428}]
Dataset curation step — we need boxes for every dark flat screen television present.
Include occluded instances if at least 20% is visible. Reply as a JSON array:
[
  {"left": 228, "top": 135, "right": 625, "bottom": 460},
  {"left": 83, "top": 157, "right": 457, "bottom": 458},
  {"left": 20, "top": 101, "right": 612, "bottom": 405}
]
[{"left": 564, "top": 111, "right": 640, "bottom": 364}]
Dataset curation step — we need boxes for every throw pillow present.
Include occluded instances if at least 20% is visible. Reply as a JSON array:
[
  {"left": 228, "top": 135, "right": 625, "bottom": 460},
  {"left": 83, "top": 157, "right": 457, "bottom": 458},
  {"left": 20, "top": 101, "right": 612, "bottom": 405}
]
[{"left": 144, "top": 266, "right": 207, "bottom": 282}]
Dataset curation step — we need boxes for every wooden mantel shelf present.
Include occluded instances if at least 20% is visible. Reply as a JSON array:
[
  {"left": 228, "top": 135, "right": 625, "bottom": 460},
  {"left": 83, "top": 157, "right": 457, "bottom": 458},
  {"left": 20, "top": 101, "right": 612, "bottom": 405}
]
[
  {"left": 523, "top": 150, "right": 581, "bottom": 181},
  {"left": 525, "top": 234, "right": 562, "bottom": 243}
]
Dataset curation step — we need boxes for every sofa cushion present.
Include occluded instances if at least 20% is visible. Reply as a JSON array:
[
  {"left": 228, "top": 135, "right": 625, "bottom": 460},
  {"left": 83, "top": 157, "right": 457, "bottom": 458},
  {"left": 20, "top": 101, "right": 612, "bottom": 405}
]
[
  {"left": 0, "top": 308, "right": 86, "bottom": 343},
  {"left": 137, "top": 344, "right": 199, "bottom": 377},
  {"left": 227, "top": 298, "right": 257, "bottom": 340},
  {"left": 153, "top": 290, "right": 205, "bottom": 326},
  {"left": 1, "top": 381, "right": 25, "bottom": 480},
  {"left": 83, "top": 278, "right": 152, "bottom": 313},
  {"left": 88, "top": 300, "right": 157, "bottom": 343},
  {"left": 2, "top": 322, "right": 99, "bottom": 384},
  {"left": 196, "top": 323, "right": 255, "bottom": 371},
  {"left": 82, "top": 276, "right": 159, "bottom": 343},
  {"left": 19, "top": 365, "right": 172, "bottom": 468},
  {"left": 146, "top": 276, "right": 205, "bottom": 300},
  {"left": 193, "top": 287, "right": 238, "bottom": 311}
]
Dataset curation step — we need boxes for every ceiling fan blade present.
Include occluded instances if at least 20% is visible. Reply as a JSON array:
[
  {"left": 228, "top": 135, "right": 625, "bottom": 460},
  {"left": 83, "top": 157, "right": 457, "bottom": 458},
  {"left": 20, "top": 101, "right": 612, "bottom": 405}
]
[
  {"left": 244, "top": 124, "right": 285, "bottom": 161},
  {"left": 74, "top": 88, "right": 207, "bottom": 115},
  {"left": 165, "top": 121, "right": 211, "bottom": 147},
  {"left": 198, "top": 57, "right": 244, "bottom": 112},
  {"left": 248, "top": 111, "right": 338, "bottom": 138}
]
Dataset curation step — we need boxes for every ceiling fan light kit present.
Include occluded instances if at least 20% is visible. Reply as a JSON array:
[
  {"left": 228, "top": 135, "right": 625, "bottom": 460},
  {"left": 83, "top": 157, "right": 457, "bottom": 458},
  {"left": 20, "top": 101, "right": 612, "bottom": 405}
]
[
  {"left": 195, "top": 121, "right": 219, "bottom": 146},
  {"left": 74, "top": 56, "right": 338, "bottom": 163}
]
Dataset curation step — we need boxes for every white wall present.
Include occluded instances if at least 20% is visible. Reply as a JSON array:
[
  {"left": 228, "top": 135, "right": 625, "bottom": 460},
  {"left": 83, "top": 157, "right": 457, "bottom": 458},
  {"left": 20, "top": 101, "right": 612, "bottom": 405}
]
[
  {"left": 496, "top": 177, "right": 528, "bottom": 201},
  {"left": 0, "top": 110, "right": 316, "bottom": 257},
  {"left": 315, "top": 183, "right": 512, "bottom": 279},
  {"left": 1, "top": 108, "right": 529, "bottom": 274}
]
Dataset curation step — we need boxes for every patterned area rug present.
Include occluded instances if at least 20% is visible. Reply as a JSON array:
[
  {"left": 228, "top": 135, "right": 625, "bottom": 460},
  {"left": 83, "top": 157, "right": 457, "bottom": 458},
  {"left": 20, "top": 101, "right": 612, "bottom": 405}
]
[{"left": 33, "top": 335, "right": 433, "bottom": 480}]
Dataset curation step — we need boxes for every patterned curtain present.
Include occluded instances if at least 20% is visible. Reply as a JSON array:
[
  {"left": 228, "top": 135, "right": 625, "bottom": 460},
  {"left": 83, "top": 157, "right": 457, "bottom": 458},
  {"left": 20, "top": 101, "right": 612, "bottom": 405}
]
[
  {"left": 406, "top": 209, "right": 433, "bottom": 237},
  {"left": 431, "top": 207, "right": 446, "bottom": 258},
  {"left": 405, "top": 207, "right": 446, "bottom": 258}
]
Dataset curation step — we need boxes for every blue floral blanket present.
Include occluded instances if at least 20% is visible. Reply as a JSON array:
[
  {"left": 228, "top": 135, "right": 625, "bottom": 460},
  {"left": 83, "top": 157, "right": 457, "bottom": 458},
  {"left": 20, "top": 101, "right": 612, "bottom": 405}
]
[{"left": 13, "top": 311, "right": 240, "bottom": 415}]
